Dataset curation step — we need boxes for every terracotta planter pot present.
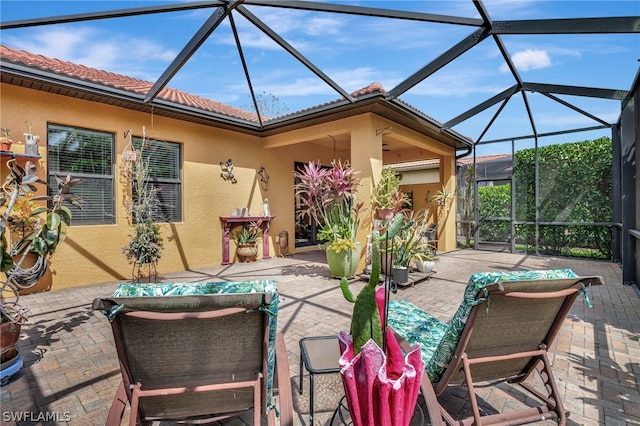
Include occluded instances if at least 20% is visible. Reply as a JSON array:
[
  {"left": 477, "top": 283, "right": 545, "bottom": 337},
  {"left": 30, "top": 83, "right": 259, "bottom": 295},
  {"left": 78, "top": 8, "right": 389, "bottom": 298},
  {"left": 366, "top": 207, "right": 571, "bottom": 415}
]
[
  {"left": 236, "top": 244, "right": 258, "bottom": 262},
  {"left": 380, "top": 249, "right": 393, "bottom": 276},
  {"left": 376, "top": 208, "right": 394, "bottom": 221},
  {"left": 0, "top": 141, "right": 12, "bottom": 151},
  {"left": 0, "top": 322, "right": 21, "bottom": 364}
]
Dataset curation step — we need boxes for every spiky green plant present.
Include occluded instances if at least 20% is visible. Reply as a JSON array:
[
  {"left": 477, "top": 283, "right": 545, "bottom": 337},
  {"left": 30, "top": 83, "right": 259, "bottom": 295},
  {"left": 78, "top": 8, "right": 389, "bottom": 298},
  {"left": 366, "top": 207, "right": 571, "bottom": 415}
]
[{"left": 340, "top": 213, "right": 406, "bottom": 353}]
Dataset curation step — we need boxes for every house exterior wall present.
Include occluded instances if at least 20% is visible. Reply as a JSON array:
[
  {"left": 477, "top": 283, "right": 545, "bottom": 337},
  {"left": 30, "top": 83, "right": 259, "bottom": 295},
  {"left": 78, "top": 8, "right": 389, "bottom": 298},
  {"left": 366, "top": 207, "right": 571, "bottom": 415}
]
[
  {"left": 1, "top": 83, "right": 457, "bottom": 289},
  {"left": 397, "top": 168, "right": 439, "bottom": 185}
]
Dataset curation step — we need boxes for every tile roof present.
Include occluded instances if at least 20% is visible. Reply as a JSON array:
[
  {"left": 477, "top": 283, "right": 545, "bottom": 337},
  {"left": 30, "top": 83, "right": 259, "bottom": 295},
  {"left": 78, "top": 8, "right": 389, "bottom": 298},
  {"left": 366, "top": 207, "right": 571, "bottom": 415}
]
[
  {"left": 387, "top": 154, "right": 512, "bottom": 171},
  {"left": 0, "top": 44, "right": 472, "bottom": 147},
  {"left": 384, "top": 159, "right": 440, "bottom": 171},
  {"left": 0, "top": 44, "right": 260, "bottom": 122},
  {"left": 457, "top": 153, "right": 511, "bottom": 164}
]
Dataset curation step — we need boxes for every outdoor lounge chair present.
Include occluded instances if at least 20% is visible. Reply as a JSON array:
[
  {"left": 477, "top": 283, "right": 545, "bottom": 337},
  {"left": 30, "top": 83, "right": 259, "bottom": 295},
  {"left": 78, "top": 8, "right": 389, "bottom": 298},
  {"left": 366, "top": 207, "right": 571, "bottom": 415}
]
[
  {"left": 388, "top": 269, "right": 604, "bottom": 426},
  {"left": 92, "top": 280, "right": 293, "bottom": 426}
]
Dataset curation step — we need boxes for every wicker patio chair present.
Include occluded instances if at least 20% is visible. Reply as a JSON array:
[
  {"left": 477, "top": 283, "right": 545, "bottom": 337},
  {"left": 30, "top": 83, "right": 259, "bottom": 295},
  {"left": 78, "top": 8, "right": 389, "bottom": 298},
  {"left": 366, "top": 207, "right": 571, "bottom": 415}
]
[
  {"left": 92, "top": 280, "right": 293, "bottom": 426},
  {"left": 388, "top": 269, "right": 603, "bottom": 426}
]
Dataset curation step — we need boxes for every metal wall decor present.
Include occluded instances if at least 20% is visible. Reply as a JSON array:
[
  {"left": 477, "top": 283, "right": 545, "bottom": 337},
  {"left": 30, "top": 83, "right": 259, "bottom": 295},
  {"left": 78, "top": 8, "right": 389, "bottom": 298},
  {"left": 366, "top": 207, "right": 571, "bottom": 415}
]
[
  {"left": 220, "top": 158, "right": 237, "bottom": 183},
  {"left": 258, "top": 166, "right": 269, "bottom": 190}
]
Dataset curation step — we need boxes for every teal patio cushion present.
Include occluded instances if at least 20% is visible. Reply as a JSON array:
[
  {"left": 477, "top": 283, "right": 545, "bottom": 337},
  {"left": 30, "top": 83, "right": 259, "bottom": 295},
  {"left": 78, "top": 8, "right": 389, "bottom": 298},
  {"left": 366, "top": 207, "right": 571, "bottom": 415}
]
[
  {"left": 387, "top": 300, "right": 448, "bottom": 368},
  {"left": 389, "top": 269, "right": 579, "bottom": 382}
]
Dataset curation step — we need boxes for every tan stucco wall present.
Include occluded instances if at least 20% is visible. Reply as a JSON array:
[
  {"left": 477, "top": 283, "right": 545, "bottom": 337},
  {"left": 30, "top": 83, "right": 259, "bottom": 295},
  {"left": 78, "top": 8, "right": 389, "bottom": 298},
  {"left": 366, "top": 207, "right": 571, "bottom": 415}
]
[{"left": 1, "top": 83, "right": 457, "bottom": 289}]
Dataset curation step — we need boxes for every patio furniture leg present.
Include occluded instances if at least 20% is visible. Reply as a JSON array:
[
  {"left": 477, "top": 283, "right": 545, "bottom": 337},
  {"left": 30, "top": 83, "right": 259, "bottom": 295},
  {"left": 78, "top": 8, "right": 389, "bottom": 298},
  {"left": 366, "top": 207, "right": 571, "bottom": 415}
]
[
  {"left": 309, "top": 373, "right": 315, "bottom": 424},
  {"left": 419, "top": 374, "right": 445, "bottom": 426},
  {"left": 461, "top": 354, "right": 483, "bottom": 425},
  {"left": 299, "top": 342, "right": 304, "bottom": 395},
  {"left": 105, "top": 380, "right": 128, "bottom": 426}
]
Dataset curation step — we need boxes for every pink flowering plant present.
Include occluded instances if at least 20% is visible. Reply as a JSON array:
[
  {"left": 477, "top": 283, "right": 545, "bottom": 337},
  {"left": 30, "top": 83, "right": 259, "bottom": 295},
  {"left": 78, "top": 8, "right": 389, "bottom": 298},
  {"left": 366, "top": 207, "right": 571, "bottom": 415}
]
[{"left": 294, "top": 159, "right": 364, "bottom": 253}]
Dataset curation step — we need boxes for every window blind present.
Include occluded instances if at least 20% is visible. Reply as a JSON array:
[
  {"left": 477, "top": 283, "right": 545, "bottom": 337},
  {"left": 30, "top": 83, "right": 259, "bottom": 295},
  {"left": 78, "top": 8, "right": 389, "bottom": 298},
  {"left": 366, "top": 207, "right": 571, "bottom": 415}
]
[
  {"left": 47, "top": 123, "right": 115, "bottom": 225},
  {"left": 132, "top": 137, "right": 182, "bottom": 222}
]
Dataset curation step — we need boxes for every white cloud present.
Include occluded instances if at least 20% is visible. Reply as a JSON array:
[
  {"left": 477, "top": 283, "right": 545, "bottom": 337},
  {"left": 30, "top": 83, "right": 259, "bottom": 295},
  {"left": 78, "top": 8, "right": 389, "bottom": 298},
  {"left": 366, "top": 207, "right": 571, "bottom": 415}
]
[
  {"left": 536, "top": 110, "right": 619, "bottom": 127},
  {"left": 410, "top": 68, "right": 513, "bottom": 97},
  {"left": 10, "top": 28, "right": 96, "bottom": 62},
  {"left": 500, "top": 49, "right": 552, "bottom": 73},
  {"left": 6, "top": 27, "right": 178, "bottom": 80}
]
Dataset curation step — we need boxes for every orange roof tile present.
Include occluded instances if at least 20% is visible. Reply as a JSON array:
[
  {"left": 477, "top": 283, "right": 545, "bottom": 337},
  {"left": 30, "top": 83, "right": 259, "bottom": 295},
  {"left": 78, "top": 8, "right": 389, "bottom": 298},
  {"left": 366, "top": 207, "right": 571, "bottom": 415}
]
[
  {"left": 0, "top": 44, "right": 471, "bottom": 143},
  {"left": 457, "top": 153, "right": 511, "bottom": 164},
  {"left": 1, "top": 44, "right": 259, "bottom": 122}
]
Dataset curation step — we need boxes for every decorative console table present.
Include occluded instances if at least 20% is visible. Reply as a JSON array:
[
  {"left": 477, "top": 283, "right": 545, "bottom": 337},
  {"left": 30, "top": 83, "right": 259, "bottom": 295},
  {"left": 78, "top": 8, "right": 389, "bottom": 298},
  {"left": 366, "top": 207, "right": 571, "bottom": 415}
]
[{"left": 219, "top": 216, "right": 275, "bottom": 265}]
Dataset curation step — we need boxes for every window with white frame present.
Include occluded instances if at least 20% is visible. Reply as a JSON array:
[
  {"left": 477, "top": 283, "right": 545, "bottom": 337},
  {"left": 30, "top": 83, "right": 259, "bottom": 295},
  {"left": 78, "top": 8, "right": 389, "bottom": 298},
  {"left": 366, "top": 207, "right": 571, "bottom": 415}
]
[
  {"left": 47, "top": 123, "right": 115, "bottom": 225},
  {"left": 131, "top": 136, "right": 182, "bottom": 223}
]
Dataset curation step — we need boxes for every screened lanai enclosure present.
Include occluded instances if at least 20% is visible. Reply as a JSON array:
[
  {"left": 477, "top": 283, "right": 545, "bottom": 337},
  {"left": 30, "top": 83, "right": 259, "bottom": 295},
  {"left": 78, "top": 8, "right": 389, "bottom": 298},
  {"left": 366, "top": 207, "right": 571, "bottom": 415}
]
[{"left": 1, "top": 0, "right": 639, "bottom": 290}]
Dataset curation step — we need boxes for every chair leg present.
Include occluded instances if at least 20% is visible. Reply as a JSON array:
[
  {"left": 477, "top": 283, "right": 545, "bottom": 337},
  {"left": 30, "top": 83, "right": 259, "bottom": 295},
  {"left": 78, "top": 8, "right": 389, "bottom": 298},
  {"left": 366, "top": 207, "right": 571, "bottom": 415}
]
[
  {"left": 254, "top": 379, "right": 261, "bottom": 426},
  {"left": 129, "top": 382, "right": 142, "bottom": 426},
  {"left": 420, "top": 374, "right": 445, "bottom": 426},
  {"left": 461, "top": 355, "right": 483, "bottom": 425},
  {"left": 520, "top": 354, "right": 568, "bottom": 426},
  {"left": 105, "top": 380, "right": 128, "bottom": 426},
  {"left": 275, "top": 332, "right": 294, "bottom": 426}
]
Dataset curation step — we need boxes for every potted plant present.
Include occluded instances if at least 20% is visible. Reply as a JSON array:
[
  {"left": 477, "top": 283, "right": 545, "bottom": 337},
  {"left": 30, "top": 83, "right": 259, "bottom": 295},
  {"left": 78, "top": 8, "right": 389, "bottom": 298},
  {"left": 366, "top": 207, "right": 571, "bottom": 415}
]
[
  {"left": 22, "top": 121, "right": 40, "bottom": 155},
  {"left": 231, "top": 221, "right": 261, "bottom": 262},
  {"left": 294, "top": 159, "right": 364, "bottom": 277},
  {"left": 415, "top": 248, "right": 438, "bottom": 273},
  {"left": 6, "top": 193, "right": 38, "bottom": 241},
  {"left": 1, "top": 157, "right": 83, "bottom": 384},
  {"left": 389, "top": 210, "right": 433, "bottom": 284},
  {"left": 431, "top": 185, "right": 455, "bottom": 210},
  {"left": 121, "top": 132, "right": 164, "bottom": 282},
  {"left": 338, "top": 213, "right": 424, "bottom": 425},
  {"left": 6, "top": 162, "right": 84, "bottom": 294},
  {"left": 4, "top": 193, "right": 51, "bottom": 295},
  {"left": 371, "top": 167, "right": 410, "bottom": 220},
  {"left": 414, "top": 211, "right": 438, "bottom": 273},
  {"left": 1, "top": 127, "right": 14, "bottom": 151}
]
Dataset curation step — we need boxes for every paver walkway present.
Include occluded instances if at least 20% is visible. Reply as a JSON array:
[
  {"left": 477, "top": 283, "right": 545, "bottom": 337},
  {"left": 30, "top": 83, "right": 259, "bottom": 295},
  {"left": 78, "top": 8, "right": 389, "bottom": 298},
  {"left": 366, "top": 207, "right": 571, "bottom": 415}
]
[{"left": 1, "top": 249, "right": 638, "bottom": 425}]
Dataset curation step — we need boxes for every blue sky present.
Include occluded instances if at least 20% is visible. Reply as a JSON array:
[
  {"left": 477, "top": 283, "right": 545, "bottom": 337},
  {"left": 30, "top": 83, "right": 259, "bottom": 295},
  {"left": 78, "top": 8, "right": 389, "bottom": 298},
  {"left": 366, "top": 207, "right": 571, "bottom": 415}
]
[{"left": 1, "top": 1, "right": 638, "bottom": 156}]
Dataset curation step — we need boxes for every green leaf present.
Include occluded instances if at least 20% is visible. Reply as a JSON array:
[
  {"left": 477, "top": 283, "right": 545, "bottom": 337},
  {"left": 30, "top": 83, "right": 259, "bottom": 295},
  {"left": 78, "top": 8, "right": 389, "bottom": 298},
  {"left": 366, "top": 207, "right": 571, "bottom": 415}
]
[
  {"left": 47, "top": 212, "right": 61, "bottom": 230},
  {"left": 30, "top": 206, "right": 48, "bottom": 216},
  {"left": 44, "top": 228, "right": 59, "bottom": 244},
  {"left": 21, "top": 175, "right": 39, "bottom": 185},
  {"left": 57, "top": 206, "right": 72, "bottom": 225},
  {"left": 1, "top": 252, "right": 14, "bottom": 272}
]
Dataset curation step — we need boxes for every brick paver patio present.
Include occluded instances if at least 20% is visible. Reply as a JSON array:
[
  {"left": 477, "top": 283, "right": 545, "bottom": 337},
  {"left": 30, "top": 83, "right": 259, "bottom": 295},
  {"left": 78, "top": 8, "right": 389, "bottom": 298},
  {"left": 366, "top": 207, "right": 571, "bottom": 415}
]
[{"left": 1, "top": 249, "right": 638, "bottom": 425}]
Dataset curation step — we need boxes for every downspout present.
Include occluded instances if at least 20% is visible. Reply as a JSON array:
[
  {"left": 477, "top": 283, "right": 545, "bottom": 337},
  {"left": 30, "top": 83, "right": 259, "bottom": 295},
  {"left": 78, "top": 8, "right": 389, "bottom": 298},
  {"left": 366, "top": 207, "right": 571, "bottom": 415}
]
[
  {"left": 456, "top": 146, "right": 472, "bottom": 160},
  {"left": 456, "top": 145, "right": 474, "bottom": 250}
]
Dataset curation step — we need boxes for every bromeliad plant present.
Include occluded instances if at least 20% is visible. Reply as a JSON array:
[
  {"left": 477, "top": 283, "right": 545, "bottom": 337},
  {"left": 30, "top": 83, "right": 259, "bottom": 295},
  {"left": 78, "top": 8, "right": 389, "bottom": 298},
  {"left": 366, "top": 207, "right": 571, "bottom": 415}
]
[
  {"left": 231, "top": 221, "right": 262, "bottom": 245},
  {"left": 294, "top": 159, "right": 364, "bottom": 253}
]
